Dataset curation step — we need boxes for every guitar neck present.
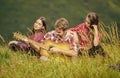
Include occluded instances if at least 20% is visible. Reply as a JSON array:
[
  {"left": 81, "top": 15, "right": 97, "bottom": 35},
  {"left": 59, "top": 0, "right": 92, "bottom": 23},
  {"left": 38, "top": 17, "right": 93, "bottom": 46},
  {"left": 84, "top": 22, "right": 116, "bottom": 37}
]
[{"left": 13, "top": 32, "right": 49, "bottom": 52}]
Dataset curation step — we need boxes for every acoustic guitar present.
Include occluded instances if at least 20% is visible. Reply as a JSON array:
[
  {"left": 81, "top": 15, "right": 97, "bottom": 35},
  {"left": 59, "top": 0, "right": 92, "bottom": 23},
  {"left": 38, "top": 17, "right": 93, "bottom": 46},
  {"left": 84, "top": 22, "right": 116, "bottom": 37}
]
[{"left": 13, "top": 32, "right": 70, "bottom": 58}]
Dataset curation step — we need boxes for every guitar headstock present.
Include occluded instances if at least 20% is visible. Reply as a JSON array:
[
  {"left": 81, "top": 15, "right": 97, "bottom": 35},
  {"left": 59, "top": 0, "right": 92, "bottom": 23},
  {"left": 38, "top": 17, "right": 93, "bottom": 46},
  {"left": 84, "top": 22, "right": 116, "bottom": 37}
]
[{"left": 13, "top": 32, "right": 28, "bottom": 42}]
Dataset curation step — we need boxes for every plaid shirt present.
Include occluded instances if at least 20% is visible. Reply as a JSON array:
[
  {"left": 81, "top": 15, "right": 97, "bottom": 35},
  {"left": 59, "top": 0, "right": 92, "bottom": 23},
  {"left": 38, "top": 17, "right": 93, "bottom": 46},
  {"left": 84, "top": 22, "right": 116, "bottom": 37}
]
[
  {"left": 43, "top": 30, "right": 78, "bottom": 52},
  {"left": 17, "top": 32, "right": 44, "bottom": 51},
  {"left": 30, "top": 32, "right": 44, "bottom": 42},
  {"left": 70, "top": 23, "right": 102, "bottom": 48}
]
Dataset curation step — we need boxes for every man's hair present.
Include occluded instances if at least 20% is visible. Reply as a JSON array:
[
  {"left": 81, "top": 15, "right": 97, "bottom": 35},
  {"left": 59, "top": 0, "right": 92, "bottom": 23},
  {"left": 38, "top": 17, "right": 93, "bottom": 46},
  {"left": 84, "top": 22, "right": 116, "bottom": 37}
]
[
  {"left": 55, "top": 18, "right": 69, "bottom": 31},
  {"left": 87, "top": 12, "right": 99, "bottom": 25}
]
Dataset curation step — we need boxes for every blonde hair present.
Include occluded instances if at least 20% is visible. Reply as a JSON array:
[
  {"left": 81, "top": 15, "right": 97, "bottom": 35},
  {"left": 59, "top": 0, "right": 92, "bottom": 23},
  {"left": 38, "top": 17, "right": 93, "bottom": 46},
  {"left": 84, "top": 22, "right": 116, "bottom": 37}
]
[
  {"left": 87, "top": 12, "right": 100, "bottom": 46},
  {"left": 55, "top": 18, "right": 69, "bottom": 31},
  {"left": 86, "top": 12, "right": 99, "bottom": 25}
]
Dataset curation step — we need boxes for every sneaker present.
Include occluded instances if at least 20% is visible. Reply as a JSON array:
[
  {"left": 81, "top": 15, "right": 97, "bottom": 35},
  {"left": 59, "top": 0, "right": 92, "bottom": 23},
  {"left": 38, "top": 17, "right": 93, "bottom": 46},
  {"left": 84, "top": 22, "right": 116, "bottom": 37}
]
[{"left": 8, "top": 40, "right": 19, "bottom": 51}]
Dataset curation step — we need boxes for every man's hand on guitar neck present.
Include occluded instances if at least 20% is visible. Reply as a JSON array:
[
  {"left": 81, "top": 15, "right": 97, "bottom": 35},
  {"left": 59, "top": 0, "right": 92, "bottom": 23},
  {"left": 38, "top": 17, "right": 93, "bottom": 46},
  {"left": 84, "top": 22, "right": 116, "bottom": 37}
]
[{"left": 49, "top": 47, "right": 78, "bottom": 57}]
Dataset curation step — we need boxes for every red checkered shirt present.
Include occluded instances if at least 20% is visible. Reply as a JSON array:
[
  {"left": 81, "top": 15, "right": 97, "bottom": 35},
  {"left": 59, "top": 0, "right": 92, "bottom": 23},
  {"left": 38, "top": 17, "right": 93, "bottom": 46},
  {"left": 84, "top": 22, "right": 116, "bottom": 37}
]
[{"left": 70, "top": 23, "right": 102, "bottom": 48}]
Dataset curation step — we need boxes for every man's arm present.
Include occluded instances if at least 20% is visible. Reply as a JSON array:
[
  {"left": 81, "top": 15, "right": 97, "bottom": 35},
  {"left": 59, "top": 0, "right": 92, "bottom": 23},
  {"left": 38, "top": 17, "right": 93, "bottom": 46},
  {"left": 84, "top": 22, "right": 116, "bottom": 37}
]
[{"left": 49, "top": 47, "right": 78, "bottom": 57}]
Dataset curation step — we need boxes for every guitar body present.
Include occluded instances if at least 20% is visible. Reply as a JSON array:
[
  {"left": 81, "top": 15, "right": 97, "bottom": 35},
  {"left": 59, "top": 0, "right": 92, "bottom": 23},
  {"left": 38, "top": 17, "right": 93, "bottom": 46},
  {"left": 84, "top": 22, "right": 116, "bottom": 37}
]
[{"left": 40, "top": 40, "right": 71, "bottom": 57}]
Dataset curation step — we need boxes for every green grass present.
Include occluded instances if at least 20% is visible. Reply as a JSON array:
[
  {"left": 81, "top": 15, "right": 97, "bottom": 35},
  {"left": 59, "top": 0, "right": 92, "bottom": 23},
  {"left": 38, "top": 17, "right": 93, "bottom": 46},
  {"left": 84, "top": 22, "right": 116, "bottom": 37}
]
[
  {"left": 0, "top": 45, "right": 120, "bottom": 78},
  {"left": 0, "top": 23, "right": 120, "bottom": 78}
]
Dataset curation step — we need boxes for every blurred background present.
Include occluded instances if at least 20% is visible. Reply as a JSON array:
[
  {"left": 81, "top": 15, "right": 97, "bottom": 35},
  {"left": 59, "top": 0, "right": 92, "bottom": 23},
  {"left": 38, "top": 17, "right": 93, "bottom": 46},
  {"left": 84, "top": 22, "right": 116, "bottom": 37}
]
[{"left": 0, "top": 0, "right": 120, "bottom": 42}]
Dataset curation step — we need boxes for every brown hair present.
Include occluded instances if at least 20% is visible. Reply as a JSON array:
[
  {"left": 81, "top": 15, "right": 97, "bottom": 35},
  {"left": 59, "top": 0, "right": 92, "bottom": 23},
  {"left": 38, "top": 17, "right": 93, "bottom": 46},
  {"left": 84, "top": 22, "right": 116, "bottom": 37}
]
[
  {"left": 55, "top": 18, "right": 69, "bottom": 31},
  {"left": 86, "top": 12, "right": 99, "bottom": 25},
  {"left": 28, "top": 16, "right": 47, "bottom": 35},
  {"left": 32, "top": 16, "right": 47, "bottom": 34},
  {"left": 39, "top": 16, "right": 47, "bottom": 30}
]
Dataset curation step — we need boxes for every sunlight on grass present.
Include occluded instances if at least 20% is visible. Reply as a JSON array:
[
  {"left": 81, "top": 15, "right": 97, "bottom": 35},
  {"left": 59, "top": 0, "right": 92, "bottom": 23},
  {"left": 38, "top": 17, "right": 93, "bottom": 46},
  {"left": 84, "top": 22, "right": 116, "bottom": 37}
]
[{"left": 0, "top": 23, "right": 120, "bottom": 78}]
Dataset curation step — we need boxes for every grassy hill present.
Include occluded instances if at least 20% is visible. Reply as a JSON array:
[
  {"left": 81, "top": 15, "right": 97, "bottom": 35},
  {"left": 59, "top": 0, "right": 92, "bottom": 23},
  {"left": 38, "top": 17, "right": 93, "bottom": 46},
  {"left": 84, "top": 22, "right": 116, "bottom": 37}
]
[
  {"left": 0, "top": 1, "right": 120, "bottom": 77},
  {"left": 0, "top": 23, "right": 120, "bottom": 78},
  {"left": 0, "top": 0, "right": 120, "bottom": 42}
]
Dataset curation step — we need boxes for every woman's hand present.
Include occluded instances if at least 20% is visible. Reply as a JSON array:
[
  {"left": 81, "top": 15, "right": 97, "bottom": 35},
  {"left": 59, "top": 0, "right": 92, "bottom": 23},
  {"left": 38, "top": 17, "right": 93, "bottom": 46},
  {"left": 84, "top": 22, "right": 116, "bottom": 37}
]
[
  {"left": 92, "top": 25, "right": 98, "bottom": 30},
  {"left": 92, "top": 25, "right": 98, "bottom": 35}
]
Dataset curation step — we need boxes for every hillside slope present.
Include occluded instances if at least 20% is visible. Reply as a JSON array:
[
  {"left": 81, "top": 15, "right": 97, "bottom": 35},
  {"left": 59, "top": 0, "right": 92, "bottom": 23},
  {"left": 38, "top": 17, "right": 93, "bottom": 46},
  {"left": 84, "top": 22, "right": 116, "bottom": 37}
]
[{"left": 0, "top": 0, "right": 120, "bottom": 41}]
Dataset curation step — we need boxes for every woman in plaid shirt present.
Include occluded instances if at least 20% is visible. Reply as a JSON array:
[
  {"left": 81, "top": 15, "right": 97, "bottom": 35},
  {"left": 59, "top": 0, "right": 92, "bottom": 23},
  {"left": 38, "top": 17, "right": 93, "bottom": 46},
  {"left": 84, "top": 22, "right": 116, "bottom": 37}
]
[{"left": 70, "top": 12, "right": 107, "bottom": 57}]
